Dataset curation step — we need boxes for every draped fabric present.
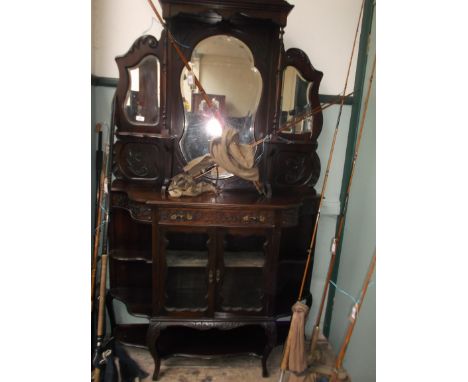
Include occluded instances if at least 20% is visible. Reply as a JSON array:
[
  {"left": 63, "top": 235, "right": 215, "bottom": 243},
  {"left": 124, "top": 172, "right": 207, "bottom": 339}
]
[
  {"left": 168, "top": 155, "right": 217, "bottom": 197},
  {"left": 209, "top": 127, "right": 259, "bottom": 182},
  {"left": 168, "top": 127, "right": 260, "bottom": 197}
]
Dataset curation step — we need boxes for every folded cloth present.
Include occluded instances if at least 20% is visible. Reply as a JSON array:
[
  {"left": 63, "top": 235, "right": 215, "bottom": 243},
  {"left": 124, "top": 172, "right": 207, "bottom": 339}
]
[
  {"left": 183, "top": 154, "right": 216, "bottom": 177},
  {"left": 210, "top": 126, "right": 259, "bottom": 182},
  {"left": 168, "top": 173, "right": 217, "bottom": 198},
  {"left": 168, "top": 126, "right": 261, "bottom": 198}
]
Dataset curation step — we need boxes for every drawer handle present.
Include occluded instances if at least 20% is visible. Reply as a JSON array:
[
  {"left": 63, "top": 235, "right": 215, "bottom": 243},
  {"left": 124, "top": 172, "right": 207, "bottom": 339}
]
[
  {"left": 242, "top": 214, "right": 265, "bottom": 223},
  {"left": 170, "top": 212, "right": 193, "bottom": 221}
]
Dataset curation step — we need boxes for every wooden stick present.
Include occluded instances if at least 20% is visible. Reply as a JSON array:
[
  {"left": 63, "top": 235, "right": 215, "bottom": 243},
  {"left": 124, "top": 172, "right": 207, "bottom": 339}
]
[
  {"left": 310, "top": 56, "right": 376, "bottom": 355},
  {"left": 331, "top": 252, "right": 376, "bottom": 381}
]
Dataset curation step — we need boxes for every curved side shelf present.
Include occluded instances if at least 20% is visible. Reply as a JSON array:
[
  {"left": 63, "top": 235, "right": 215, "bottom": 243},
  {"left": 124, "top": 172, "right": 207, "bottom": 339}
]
[{"left": 109, "top": 287, "right": 152, "bottom": 317}]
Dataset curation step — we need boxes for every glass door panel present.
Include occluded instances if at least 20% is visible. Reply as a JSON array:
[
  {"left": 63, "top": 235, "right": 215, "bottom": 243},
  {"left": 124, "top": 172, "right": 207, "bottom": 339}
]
[
  {"left": 163, "top": 233, "right": 210, "bottom": 313},
  {"left": 218, "top": 233, "right": 266, "bottom": 313}
]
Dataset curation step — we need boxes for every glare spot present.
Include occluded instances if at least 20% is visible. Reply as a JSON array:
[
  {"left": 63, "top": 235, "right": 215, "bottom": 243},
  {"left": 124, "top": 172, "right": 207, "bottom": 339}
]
[{"left": 205, "top": 117, "right": 223, "bottom": 138}]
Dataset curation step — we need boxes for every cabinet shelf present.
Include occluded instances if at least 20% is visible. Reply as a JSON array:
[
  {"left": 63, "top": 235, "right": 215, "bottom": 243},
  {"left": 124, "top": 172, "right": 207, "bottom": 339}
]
[
  {"left": 166, "top": 250, "right": 208, "bottom": 267},
  {"left": 223, "top": 251, "right": 265, "bottom": 268},
  {"left": 110, "top": 248, "right": 152, "bottom": 263}
]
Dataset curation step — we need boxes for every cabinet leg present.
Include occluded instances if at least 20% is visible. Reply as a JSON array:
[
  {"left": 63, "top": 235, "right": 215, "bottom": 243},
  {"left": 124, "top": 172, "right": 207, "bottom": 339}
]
[
  {"left": 262, "top": 322, "right": 277, "bottom": 378},
  {"left": 146, "top": 323, "right": 161, "bottom": 381}
]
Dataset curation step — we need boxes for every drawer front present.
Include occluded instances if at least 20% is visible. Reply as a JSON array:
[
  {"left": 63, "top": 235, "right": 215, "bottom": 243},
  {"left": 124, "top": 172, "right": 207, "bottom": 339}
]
[{"left": 159, "top": 208, "right": 275, "bottom": 227}]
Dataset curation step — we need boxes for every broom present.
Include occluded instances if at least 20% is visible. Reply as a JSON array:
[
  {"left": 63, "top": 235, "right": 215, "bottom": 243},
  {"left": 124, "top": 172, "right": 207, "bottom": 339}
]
[{"left": 278, "top": 0, "right": 365, "bottom": 380}]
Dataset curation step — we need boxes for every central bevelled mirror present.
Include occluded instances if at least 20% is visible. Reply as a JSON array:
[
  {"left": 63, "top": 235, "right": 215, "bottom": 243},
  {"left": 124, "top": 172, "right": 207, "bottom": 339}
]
[{"left": 180, "top": 35, "right": 262, "bottom": 179}]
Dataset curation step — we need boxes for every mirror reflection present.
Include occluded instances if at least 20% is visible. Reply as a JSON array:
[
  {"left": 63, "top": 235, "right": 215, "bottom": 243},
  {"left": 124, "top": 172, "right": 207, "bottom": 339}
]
[
  {"left": 180, "top": 35, "right": 263, "bottom": 178},
  {"left": 124, "top": 55, "right": 160, "bottom": 125},
  {"left": 280, "top": 66, "right": 312, "bottom": 134}
]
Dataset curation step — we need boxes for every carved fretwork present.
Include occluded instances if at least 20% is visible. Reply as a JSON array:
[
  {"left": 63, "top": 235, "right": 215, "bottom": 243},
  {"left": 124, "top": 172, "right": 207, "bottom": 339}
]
[{"left": 111, "top": 193, "right": 152, "bottom": 222}]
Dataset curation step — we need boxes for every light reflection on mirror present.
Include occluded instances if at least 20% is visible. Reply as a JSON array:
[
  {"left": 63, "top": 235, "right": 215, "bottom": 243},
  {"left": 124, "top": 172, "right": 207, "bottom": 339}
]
[
  {"left": 179, "top": 35, "right": 263, "bottom": 179},
  {"left": 124, "top": 55, "right": 160, "bottom": 125},
  {"left": 280, "top": 66, "right": 312, "bottom": 134}
]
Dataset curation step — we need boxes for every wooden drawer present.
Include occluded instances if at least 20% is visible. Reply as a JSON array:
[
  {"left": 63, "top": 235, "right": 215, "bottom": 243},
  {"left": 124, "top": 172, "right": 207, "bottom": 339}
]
[{"left": 158, "top": 208, "right": 275, "bottom": 227}]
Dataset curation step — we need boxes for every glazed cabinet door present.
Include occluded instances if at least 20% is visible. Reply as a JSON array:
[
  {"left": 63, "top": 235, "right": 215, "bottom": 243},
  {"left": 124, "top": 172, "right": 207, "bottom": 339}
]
[
  {"left": 154, "top": 227, "right": 216, "bottom": 316},
  {"left": 215, "top": 229, "right": 269, "bottom": 315}
]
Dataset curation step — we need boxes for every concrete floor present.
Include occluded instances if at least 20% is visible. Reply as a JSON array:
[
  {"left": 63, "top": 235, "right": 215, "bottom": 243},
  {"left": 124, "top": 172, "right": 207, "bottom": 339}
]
[{"left": 126, "top": 345, "right": 285, "bottom": 382}]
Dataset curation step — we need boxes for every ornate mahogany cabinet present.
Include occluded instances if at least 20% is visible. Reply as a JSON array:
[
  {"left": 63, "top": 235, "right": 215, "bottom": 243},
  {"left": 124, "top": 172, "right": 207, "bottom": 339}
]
[{"left": 107, "top": 0, "right": 324, "bottom": 379}]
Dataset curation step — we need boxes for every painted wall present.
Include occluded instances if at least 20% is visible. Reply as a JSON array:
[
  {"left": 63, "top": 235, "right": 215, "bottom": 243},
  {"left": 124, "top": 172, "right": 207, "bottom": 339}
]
[
  {"left": 327, "top": 7, "right": 376, "bottom": 382},
  {"left": 91, "top": 0, "right": 370, "bottom": 348}
]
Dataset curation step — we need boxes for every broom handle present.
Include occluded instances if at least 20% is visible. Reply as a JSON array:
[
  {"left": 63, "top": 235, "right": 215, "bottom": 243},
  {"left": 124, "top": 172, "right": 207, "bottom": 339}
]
[
  {"left": 331, "top": 252, "right": 376, "bottom": 382},
  {"left": 310, "top": 56, "right": 376, "bottom": 354}
]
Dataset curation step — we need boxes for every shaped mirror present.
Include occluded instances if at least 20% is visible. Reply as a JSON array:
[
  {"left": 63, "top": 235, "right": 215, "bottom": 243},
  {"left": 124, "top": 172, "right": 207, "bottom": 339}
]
[
  {"left": 280, "top": 66, "right": 312, "bottom": 134},
  {"left": 124, "top": 55, "right": 160, "bottom": 125},
  {"left": 180, "top": 35, "right": 262, "bottom": 178}
]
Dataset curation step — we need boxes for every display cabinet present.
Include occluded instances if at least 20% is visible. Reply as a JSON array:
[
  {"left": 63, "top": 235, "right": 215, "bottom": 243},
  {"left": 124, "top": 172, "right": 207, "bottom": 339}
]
[{"left": 107, "top": 0, "right": 324, "bottom": 379}]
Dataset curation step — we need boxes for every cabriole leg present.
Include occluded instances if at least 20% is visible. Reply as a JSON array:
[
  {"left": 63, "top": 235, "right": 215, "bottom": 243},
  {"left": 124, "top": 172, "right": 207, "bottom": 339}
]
[{"left": 146, "top": 323, "right": 162, "bottom": 381}]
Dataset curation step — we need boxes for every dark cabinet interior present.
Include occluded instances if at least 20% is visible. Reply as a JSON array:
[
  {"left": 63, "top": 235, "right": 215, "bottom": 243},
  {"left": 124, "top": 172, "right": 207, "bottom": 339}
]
[{"left": 106, "top": 0, "right": 324, "bottom": 379}]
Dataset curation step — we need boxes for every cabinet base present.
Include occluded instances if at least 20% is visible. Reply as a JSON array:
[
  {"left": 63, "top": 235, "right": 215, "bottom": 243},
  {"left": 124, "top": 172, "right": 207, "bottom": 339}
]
[{"left": 147, "top": 318, "right": 277, "bottom": 381}]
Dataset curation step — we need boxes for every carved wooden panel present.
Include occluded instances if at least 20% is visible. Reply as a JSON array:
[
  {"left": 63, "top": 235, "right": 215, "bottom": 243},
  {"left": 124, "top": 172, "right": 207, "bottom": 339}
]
[
  {"left": 274, "top": 151, "right": 318, "bottom": 186},
  {"left": 265, "top": 141, "right": 320, "bottom": 192},
  {"left": 281, "top": 208, "right": 299, "bottom": 227},
  {"left": 113, "top": 140, "right": 163, "bottom": 183}
]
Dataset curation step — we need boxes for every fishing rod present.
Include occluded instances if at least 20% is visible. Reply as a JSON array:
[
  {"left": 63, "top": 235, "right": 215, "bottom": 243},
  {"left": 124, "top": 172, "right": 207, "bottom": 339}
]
[
  {"left": 92, "top": 254, "right": 109, "bottom": 381},
  {"left": 91, "top": 123, "right": 108, "bottom": 311},
  {"left": 251, "top": 92, "right": 354, "bottom": 148},
  {"left": 309, "top": 56, "right": 376, "bottom": 357},
  {"left": 330, "top": 251, "right": 376, "bottom": 382},
  {"left": 92, "top": 98, "right": 116, "bottom": 310},
  {"left": 279, "top": 0, "right": 366, "bottom": 379}
]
